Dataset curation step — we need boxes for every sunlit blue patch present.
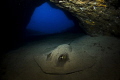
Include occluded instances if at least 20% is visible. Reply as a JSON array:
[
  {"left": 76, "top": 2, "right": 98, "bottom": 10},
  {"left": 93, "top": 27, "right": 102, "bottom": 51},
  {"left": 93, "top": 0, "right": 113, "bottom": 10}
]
[{"left": 26, "top": 2, "right": 74, "bottom": 35}]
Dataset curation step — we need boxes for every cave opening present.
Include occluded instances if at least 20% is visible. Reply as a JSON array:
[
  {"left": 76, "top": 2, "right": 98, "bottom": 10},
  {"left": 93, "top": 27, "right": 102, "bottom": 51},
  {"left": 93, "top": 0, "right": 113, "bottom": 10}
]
[
  {"left": 1, "top": 0, "right": 85, "bottom": 54},
  {"left": 26, "top": 2, "right": 85, "bottom": 38}
]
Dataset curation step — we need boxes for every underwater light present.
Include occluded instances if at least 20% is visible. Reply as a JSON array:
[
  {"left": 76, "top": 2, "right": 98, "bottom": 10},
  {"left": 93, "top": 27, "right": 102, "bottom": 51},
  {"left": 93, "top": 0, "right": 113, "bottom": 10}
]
[{"left": 26, "top": 2, "right": 74, "bottom": 35}]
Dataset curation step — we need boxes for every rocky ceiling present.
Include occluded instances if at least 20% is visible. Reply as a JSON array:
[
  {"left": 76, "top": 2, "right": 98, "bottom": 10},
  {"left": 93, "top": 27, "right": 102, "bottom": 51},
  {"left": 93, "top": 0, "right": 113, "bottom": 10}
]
[{"left": 50, "top": 0, "right": 120, "bottom": 37}]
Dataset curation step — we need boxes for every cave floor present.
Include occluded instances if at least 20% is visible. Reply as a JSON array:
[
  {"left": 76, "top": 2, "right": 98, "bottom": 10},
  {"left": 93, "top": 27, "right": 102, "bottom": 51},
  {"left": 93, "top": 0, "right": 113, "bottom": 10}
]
[{"left": 0, "top": 33, "right": 120, "bottom": 80}]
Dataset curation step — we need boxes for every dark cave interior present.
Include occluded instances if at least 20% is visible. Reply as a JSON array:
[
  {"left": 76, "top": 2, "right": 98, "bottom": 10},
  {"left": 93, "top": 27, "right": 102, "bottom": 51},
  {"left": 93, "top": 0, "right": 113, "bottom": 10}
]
[{"left": 1, "top": 0, "right": 85, "bottom": 54}]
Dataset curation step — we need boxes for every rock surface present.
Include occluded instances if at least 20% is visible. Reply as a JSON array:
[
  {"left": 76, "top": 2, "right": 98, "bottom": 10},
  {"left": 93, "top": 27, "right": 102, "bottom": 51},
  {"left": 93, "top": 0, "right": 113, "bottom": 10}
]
[{"left": 50, "top": 0, "right": 120, "bottom": 37}]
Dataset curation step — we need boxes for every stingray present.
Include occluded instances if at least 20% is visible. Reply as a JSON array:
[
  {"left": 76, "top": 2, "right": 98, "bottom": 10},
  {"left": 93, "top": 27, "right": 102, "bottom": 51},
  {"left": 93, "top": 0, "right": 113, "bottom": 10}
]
[{"left": 34, "top": 44, "right": 96, "bottom": 75}]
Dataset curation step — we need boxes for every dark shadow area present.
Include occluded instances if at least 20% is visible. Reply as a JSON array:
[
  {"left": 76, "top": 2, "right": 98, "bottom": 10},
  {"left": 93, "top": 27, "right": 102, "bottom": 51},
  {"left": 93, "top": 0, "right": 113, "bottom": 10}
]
[{"left": 1, "top": 0, "right": 47, "bottom": 54}]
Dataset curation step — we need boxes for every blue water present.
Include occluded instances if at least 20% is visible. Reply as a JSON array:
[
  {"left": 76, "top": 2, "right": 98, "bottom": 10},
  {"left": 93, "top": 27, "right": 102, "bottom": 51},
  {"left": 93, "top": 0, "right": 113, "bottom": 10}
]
[{"left": 26, "top": 2, "right": 75, "bottom": 35}]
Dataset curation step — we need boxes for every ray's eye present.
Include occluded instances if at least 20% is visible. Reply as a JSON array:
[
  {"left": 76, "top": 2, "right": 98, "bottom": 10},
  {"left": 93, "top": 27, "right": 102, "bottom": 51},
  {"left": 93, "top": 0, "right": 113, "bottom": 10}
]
[
  {"left": 58, "top": 53, "right": 69, "bottom": 62},
  {"left": 56, "top": 53, "right": 69, "bottom": 67}
]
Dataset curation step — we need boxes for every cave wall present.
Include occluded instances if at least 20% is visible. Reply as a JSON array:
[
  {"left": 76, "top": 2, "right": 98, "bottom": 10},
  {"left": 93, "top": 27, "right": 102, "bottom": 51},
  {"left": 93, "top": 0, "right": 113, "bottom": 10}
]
[{"left": 1, "top": 0, "right": 47, "bottom": 53}]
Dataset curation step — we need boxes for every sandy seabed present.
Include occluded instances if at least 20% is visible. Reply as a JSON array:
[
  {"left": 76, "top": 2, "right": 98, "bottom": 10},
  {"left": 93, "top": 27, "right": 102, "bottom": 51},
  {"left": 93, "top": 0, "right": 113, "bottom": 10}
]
[{"left": 0, "top": 33, "right": 120, "bottom": 80}]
